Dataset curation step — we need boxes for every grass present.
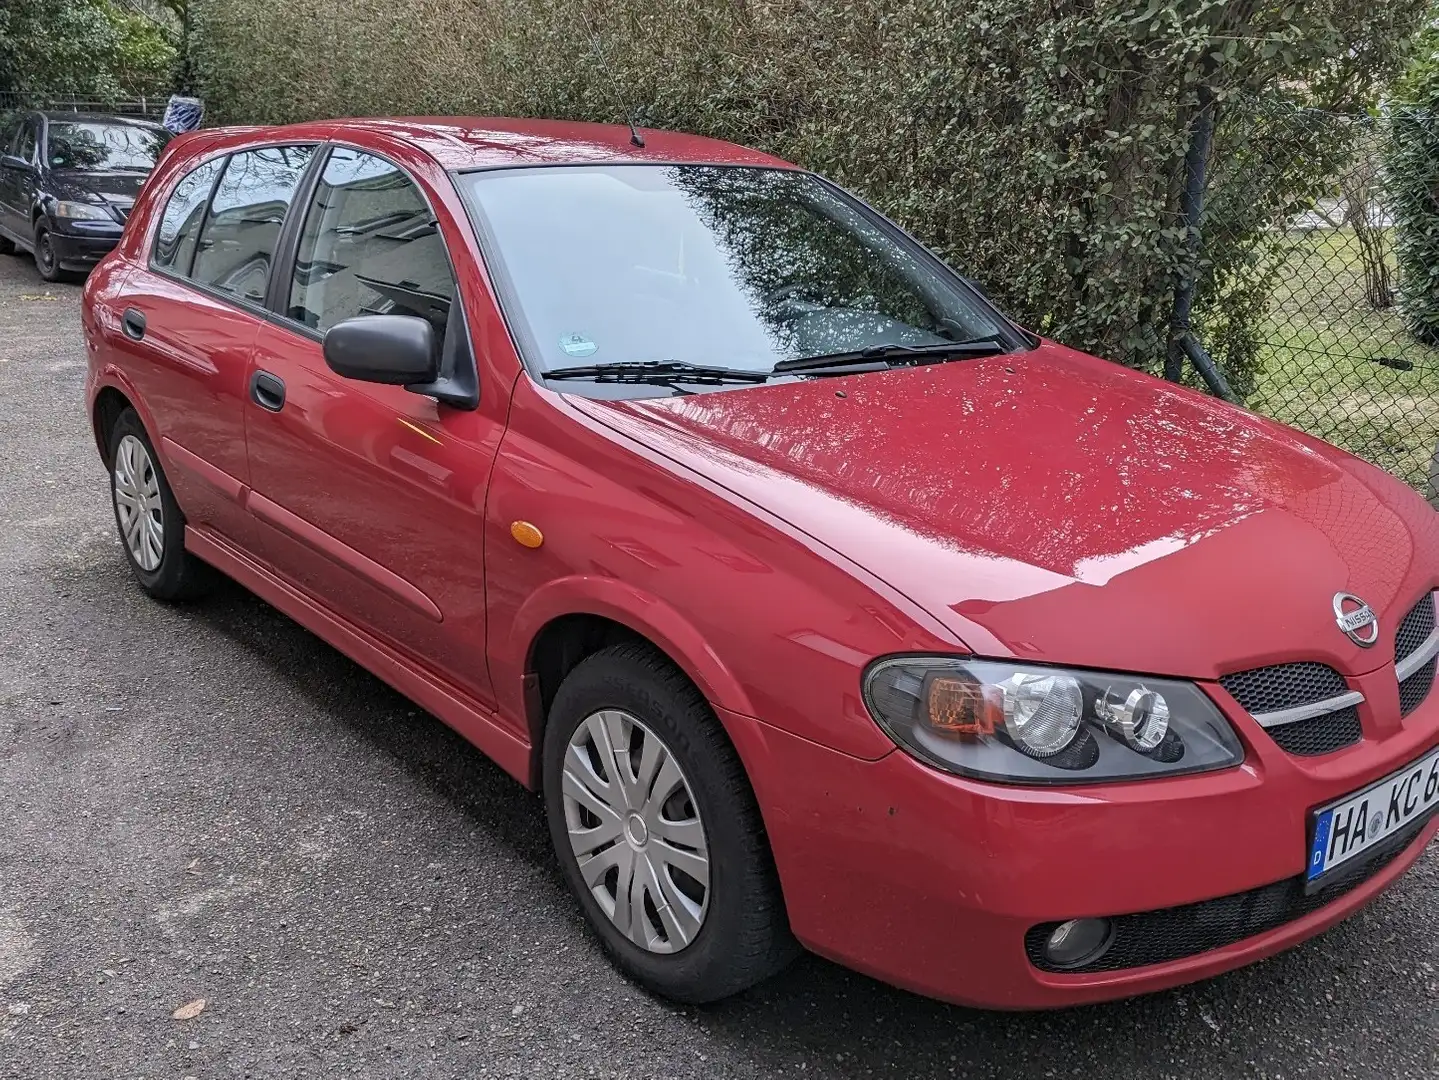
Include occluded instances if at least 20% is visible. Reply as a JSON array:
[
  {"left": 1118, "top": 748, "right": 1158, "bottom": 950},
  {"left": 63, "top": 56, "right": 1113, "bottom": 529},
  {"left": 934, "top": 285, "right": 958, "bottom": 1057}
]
[{"left": 1246, "top": 227, "right": 1439, "bottom": 493}]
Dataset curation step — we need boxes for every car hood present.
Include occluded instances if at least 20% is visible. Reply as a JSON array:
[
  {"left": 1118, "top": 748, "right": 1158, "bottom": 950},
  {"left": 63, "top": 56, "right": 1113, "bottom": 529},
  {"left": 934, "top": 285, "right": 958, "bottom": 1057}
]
[
  {"left": 49, "top": 169, "right": 147, "bottom": 210},
  {"left": 572, "top": 342, "right": 1439, "bottom": 680}
]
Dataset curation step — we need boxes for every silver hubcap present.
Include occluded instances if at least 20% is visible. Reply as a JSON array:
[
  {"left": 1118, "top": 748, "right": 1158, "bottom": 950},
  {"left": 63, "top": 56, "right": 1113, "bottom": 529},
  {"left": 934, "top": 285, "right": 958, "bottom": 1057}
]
[
  {"left": 562, "top": 709, "right": 710, "bottom": 953},
  {"left": 113, "top": 435, "right": 164, "bottom": 572}
]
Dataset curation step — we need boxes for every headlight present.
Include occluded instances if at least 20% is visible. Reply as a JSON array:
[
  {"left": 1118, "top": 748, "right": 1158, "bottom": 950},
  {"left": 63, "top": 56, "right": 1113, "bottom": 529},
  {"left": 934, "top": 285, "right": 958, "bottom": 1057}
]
[
  {"left": 862, "top": 657, "right": 1243, "bottom": 784},
  {"left": 55, "top": 200, "right": 113, "bottom": 221}
]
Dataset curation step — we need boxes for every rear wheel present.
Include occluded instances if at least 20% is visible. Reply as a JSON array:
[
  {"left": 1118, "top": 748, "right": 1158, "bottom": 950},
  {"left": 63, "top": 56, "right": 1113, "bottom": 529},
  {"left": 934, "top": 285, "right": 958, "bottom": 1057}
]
[
  {"left": 543, "top": 644, "right": 797, "bottom": 1002},
  {"left": 108, "top": 408, "right": 213, "bottom": 601}
]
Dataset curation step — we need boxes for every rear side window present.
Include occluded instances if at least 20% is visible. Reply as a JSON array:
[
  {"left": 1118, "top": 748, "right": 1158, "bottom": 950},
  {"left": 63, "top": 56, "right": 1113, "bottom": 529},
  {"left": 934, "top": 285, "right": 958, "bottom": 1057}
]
[
  {"left": 153, "top": 156, "right": 225, "bottom": 274},
  {"left": 191, "top": 144, "right": 316, "bottom": 304},
  {"left": 287, "top": 147, "right": 456, "bottom": 342}
]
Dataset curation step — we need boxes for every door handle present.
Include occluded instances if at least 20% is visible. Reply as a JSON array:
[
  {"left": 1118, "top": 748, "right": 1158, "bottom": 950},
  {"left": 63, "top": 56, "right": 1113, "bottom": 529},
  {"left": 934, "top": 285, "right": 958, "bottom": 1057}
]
[
  {"left": 250, "top": 370, "right": 286, "bottom": 412},
  {"left": 121, "top": 308, "right": 146, "bottom": 340}
]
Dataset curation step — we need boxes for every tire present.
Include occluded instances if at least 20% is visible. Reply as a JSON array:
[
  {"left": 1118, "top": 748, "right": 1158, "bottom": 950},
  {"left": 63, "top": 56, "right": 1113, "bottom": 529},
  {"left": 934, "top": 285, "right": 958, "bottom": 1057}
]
[
  {"left": 107, "top": 408, "right": 213, "bottom": 601},
  {"left": 33, "top": 223, "right": 68, "bottom": 283},
  {"left": 0, "top": 235, "right": 14, "bottom": 256},
  {"left": 543, "top": 643, "right": 798, "bottom": 1003}
]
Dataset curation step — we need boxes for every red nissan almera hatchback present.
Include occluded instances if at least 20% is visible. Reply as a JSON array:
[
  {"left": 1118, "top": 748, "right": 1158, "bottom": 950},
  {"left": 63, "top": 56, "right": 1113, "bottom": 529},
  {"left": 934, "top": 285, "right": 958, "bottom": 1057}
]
[{"left": 82, "top": 117, "right": 1439, "bottom": 1009}]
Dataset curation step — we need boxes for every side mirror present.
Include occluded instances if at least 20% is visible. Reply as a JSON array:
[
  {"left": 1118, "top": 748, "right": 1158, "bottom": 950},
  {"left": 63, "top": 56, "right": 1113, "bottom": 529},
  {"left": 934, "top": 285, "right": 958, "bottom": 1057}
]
[
  {"left": 323, "top": 315, "right": 439, "bottom": 386},
  {"left": 0, "top": 154, "right": 33, "bottom": 171}
]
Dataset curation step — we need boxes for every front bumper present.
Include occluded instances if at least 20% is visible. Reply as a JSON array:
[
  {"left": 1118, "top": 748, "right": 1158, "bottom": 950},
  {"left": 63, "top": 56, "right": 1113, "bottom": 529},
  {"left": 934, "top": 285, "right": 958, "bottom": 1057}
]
[
  {"left": 49, "top": 221, "right": 124, "bottom": 270},
  {"left": 721, "top": 695, "right": 1439, "bottom": 1009}
]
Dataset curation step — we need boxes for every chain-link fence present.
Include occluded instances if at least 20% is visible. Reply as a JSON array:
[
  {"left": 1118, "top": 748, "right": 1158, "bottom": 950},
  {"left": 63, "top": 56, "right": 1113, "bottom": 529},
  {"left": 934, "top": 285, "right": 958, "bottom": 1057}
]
[{"left": 1199, "top": 102, "right": 1439, "bottom": 500}]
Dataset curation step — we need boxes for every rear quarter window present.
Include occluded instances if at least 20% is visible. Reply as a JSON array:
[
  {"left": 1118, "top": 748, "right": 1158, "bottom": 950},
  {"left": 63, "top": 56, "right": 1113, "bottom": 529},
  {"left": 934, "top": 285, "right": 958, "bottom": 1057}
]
[{"left": 152, "top": 156, "right": 226, "bottom": 274}]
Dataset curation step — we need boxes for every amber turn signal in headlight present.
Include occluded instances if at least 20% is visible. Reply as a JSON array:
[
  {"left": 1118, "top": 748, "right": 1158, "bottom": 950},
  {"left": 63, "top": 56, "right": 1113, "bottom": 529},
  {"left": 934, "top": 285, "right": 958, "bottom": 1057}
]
[{"left": 863, "top": 657, "right": 1243, "bottom": 785}]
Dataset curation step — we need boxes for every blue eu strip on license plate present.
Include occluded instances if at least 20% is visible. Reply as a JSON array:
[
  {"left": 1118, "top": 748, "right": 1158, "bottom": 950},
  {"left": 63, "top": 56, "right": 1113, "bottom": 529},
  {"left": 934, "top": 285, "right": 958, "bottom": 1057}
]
[{"left": 1308, "top": 745, "right": 1439, "bottom": 883}]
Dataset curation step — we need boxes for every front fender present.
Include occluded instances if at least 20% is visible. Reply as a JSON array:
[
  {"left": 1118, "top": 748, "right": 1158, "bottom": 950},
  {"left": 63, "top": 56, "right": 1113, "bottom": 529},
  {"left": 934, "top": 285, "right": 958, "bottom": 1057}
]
[{"left": 501, "top": 573, "right": 756, "bottom": 719}]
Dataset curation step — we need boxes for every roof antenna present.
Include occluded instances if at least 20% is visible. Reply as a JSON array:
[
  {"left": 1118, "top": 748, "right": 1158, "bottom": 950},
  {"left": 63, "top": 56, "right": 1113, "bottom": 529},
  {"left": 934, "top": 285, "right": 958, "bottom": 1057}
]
[{"left": 589, "top": 32, "right": 646, "bottom": 149}]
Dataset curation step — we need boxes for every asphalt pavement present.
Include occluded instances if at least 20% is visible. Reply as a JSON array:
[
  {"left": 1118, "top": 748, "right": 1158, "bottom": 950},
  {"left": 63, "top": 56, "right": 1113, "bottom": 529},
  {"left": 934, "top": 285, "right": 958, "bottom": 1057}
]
[{"left": 1, "top": 250, "right": 1436, "bottom": 1079}]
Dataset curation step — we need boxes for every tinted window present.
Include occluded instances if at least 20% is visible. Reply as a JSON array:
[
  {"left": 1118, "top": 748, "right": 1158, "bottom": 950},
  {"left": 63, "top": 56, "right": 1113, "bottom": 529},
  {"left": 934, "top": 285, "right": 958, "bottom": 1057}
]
[
  {"left": 47, "top": 121, "right": 168, "bottom": 171},
  {"left": 191, "top": 145, "right": 315, "bottom": 304},
  {"left": 288, "top": 148, "right": 455, "bottom": 341},
  {"left": 153, "top": 156, "right": 225, "bottom": 274},
  {"left": 461, "top": 165, "right": 1008, "bottom": 378}
]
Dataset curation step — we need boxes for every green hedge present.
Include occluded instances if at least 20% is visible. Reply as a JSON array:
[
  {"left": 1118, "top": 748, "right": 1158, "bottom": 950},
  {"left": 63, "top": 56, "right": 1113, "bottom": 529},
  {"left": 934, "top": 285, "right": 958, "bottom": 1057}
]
[{"left": 191, "top": 0, "right": 1431, "bottom": 394}]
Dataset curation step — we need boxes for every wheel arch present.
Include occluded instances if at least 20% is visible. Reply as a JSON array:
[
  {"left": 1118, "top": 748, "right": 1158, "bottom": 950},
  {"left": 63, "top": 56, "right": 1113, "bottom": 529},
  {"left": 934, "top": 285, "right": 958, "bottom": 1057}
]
[
  {"left": 92, "top": 384, "right": 134, "bottom": 466},
  {"left": 513, "top": 579, "right": 756, "bottom": 787}
]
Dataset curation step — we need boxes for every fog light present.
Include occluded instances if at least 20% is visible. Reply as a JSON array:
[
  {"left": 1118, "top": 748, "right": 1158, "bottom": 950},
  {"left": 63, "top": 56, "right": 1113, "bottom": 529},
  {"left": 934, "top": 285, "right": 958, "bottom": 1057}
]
[{"left": 1044, "top": 918, "right": 1113, "bottom": 969}]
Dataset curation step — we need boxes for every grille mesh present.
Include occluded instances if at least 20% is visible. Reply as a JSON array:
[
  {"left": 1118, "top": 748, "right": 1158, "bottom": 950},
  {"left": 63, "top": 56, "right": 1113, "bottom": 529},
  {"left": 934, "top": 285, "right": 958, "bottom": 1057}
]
[
  {"left": 1396, "top": 593, "right": 1435, "bottom": 665},
  {"left": 1400, "top": 659, "right": 1437, "bottom": 718},
  {"left": 1220, "top": 662, "right": 1359, "bottom": 756},
  {"left": 1267, "top": 705, "right": 1364, "bottom": 756},
  {"left": 1219, "top": 662, "right": 1348, "bottom": 715},
  {"left": 1025, "top": 819, "right": 1427, "bottom": 973}
]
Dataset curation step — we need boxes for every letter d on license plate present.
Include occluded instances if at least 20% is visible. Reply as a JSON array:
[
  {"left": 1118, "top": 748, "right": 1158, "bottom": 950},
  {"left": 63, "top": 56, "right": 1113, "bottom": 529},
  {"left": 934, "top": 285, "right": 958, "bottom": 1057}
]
[{"left": 1309, "top": 746, "right": 1439, "bottom": 886}]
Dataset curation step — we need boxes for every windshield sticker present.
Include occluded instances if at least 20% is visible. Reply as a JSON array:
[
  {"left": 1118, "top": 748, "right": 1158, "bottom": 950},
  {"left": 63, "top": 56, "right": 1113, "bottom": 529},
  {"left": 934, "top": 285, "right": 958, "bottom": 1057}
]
[{"left": 559, "top": 333, "right": 597, "bottom": 358}]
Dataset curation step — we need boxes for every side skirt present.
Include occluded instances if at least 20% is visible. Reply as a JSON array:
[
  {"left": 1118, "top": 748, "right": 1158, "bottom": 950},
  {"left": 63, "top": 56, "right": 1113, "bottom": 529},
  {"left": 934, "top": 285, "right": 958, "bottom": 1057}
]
[{"left": 185, "top": 524, "right": 534, "bottom": 787}]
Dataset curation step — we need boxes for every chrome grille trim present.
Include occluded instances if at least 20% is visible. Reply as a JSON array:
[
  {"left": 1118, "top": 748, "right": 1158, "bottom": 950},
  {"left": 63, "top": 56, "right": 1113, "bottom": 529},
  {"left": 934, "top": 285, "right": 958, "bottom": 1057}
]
[
  {"left": 1396, "top": 623, "right": 1439, "bottom": 683},
  {"left": 1251, "top": 691, "right": 1365, "bottom": 730}
]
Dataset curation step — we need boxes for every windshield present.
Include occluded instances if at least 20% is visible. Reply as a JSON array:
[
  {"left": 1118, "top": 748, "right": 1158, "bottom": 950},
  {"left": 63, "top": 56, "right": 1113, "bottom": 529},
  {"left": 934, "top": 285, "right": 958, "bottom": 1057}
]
[
  {"left": 460, "top": 165, "right": 1015, "bottom": 387},
  {"left": 48, "top": 121, "right": 168, "bottom": 172}
]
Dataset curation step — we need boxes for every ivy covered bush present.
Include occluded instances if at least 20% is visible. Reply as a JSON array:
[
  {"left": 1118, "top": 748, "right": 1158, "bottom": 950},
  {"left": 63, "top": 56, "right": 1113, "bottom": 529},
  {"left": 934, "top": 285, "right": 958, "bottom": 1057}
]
[
  {"left": 1387, "top": 23, "right": 1439, "bottom": 347},
  {"left": 191, "top": 0, "right": 1430, "bottom": 394}
]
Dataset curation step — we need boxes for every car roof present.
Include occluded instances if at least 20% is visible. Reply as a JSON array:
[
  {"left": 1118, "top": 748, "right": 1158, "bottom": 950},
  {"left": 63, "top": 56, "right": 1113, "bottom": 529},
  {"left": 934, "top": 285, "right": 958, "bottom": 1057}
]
[
  {"left": 37, "top": 112, "right": 164, "bottom": 129},
  {"left": 251, "top": 116, "right": 797, "bottom": 172}
]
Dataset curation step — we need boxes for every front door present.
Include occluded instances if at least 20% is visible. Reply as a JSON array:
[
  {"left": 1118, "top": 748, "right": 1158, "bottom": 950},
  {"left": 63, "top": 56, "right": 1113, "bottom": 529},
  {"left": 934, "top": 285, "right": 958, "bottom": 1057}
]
[
  {"left": 0, "top": 118, "right": 38, "bottom": 240},
  {"left": 243, "top": 146, "right": 504, "bottom": 707}
]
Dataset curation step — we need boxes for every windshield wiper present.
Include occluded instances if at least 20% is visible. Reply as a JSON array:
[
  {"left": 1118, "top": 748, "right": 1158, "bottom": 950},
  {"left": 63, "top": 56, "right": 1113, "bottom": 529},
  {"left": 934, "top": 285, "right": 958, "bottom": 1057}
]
[
  {"left": 772, "top": 335, "right": 1008, "bottom": 374},
  {"left": 543, "top": 360, "right": 774, "bottom": 386}
]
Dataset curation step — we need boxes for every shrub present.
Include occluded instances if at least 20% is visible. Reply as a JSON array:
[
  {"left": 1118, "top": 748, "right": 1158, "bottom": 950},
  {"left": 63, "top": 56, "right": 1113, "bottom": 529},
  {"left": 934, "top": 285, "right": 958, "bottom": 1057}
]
[
  {"left": 1387, "top": 22, "right": 1439, "bottom": 347},
  {"left": 190, "top": 0, "right": 1430, "bottom": 393}
]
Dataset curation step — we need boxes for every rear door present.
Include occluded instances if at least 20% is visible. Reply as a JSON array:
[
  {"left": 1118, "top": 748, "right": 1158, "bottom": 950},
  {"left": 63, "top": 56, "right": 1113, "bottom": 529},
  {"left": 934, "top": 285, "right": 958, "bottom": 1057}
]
[
  {"left": 114, "top": 143, "right": 317, "bottom": 544},
  {"left": 243, "top": 145, "right": 504, "bottom": 707}
]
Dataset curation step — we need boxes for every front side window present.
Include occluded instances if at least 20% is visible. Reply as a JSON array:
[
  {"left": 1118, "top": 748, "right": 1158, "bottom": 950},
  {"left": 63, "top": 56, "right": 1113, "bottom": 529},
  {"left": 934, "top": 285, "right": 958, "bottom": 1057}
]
[
  {"left": 152, "top": 156, "right": 225, "bottom": 273},
  {"left": 460, "top": 164, "right": 1012, "bottom": 389},
  {"left": 287, "top": 147, "right": 456, "bottom": 343},
  {"left": 191, "top": 145, "right": 316, "bottom": 304},
  {"left": 47, "top": 121, "right": 169, "bottom": 172},
  {"left": 15, "top": 121, "right": 37, "bottom": 164}
]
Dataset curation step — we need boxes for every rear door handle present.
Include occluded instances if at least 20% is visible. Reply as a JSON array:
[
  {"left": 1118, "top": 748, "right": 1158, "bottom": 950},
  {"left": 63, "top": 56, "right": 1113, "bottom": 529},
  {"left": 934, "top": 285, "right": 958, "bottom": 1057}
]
[
  {"left": 121, "top": 308, "right": 145, "bottom": 340},
  {"left": 250, "top": 370, "right": 286, "bottom": 412}
]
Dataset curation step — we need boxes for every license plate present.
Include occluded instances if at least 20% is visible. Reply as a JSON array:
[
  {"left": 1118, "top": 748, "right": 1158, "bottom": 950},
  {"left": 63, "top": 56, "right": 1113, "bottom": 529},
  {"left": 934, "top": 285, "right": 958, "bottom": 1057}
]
[{"left": 1308, "top": 746, "right": 1439, "bottom": 884}]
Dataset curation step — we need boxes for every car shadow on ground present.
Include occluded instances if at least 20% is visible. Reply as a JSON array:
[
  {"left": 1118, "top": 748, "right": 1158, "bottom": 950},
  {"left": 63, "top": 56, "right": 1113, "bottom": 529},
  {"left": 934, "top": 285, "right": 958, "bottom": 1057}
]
[{"left": 170, "top": 574, "right": 1394, "bottom": 1075}]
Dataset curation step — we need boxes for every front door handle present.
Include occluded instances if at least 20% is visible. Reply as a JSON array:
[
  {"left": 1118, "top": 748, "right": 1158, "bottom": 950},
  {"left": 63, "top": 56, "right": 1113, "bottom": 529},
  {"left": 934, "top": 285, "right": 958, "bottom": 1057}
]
[
  {"left": 250, "top": 370, "right": 286, "bottom": 412},
  {"left": 121, "top": 308, "right": 146, "bottom": 340}
]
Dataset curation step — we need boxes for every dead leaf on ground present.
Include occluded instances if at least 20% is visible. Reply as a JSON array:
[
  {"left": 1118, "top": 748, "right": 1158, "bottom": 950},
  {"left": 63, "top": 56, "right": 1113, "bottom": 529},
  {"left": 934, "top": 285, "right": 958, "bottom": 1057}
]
[{"left": 172, "top": 998, "right": 206, "bottom": 1021}]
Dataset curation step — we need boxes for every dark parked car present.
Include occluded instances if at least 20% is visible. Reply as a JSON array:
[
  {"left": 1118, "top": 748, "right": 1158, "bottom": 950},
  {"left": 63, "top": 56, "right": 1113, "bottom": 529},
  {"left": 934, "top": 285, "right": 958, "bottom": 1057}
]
[{"left": 0, "top": 111, "right": 170, "bottom": 281}]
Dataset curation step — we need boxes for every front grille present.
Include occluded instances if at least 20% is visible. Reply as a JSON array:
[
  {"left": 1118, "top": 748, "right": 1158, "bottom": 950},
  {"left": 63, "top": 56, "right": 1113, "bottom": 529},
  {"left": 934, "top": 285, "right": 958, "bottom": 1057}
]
[
  {"left": 1267, "top": 705, "right": 1364, "bottom": 756},
  {"left": 1220, "top": 662, "right": 1361, "bottom": 756},
  {"left": 1396, "top": 593, "right": 1435, "bottom": 664},
  {"left": 1400, "top": 660, "right": 1437, "bottom": 718},
  {"left": 1220, "top": 662, "right": 1348, "bottom": 715},
  {"left": 1025, "top": 818, "right": 1429, "bottom": 973}
]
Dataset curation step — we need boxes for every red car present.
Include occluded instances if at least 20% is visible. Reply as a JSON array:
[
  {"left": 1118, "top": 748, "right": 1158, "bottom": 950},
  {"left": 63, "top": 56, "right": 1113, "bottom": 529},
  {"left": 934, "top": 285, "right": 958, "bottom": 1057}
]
[{"left": 81, "top": 117, "right": 1439, "bottom": 1010}]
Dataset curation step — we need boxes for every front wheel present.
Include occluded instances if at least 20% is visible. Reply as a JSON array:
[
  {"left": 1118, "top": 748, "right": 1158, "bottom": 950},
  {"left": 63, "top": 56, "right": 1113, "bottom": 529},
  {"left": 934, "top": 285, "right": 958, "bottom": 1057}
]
[
  {"left": 543, "top": 644, "right": 798, "bottom": 1003},
  {"left": 33, "top": 224, "right": 65, "bottom": 283},
  {"left": 108, "top": 408, "right": 213, "bottom": 601}
]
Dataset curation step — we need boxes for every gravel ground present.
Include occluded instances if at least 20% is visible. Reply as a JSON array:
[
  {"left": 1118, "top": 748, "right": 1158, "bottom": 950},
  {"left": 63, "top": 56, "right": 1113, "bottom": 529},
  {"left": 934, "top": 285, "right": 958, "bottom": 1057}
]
[{"left": 1, "top": 250, "right": 1437, "bottom": 1080}]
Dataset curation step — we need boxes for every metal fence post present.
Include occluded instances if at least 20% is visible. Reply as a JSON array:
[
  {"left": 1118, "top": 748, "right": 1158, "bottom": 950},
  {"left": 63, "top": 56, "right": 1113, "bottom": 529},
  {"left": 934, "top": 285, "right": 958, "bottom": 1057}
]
[{"left": 1167, "top": 84, "right": 1236, "bottom": 401}]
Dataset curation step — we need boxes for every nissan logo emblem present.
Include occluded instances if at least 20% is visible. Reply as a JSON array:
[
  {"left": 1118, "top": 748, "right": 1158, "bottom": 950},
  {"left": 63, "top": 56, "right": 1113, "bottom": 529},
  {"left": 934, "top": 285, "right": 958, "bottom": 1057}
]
[{"left": 1333, "top": 592, "right": 1379, "bottom": 648}]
